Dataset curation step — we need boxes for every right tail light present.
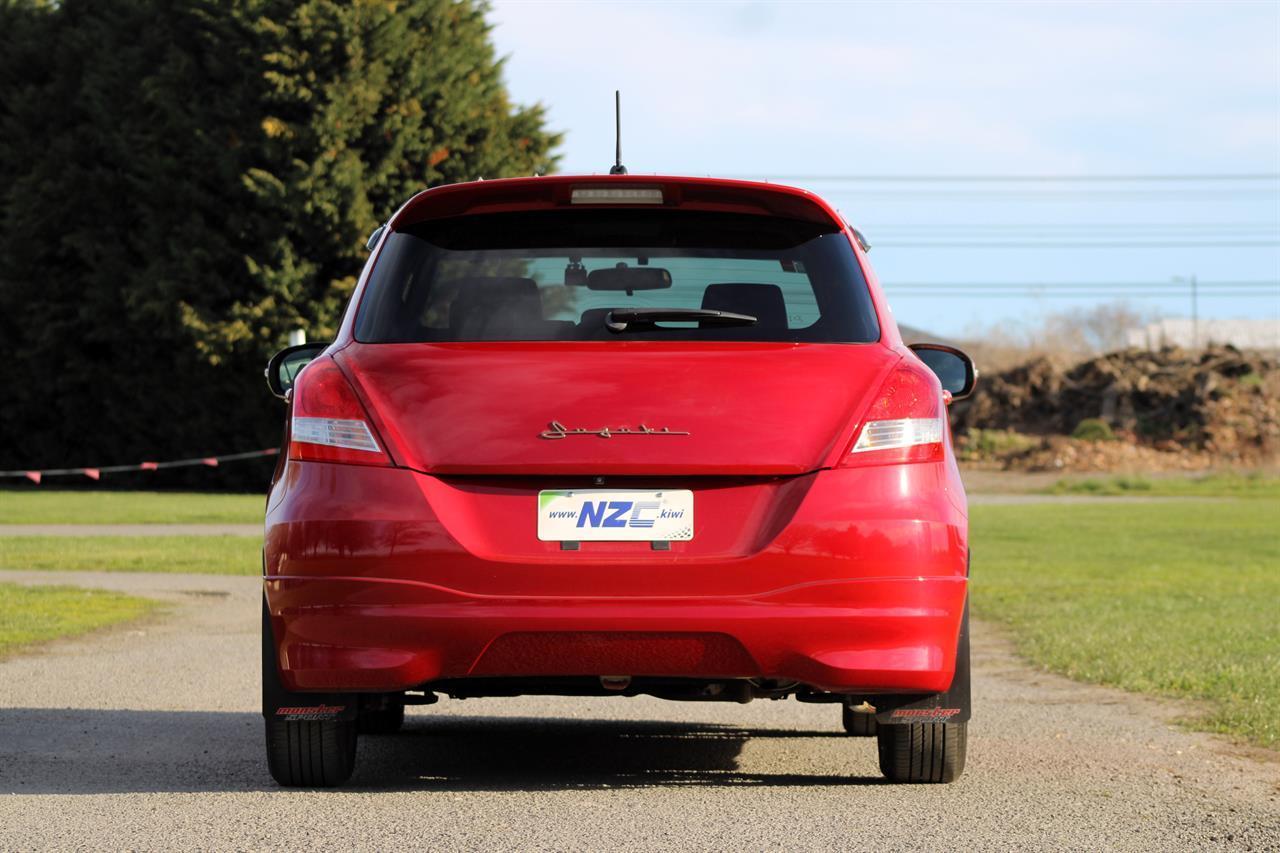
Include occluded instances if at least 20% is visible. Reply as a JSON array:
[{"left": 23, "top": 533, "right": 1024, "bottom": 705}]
[{"left": 842, "top": 359, "right": 947, "bottom": 467}]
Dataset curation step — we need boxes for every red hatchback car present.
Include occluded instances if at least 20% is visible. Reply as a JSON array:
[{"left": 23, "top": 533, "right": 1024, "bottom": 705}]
[{"left": 261, "top": 174, "right": 977, "bottom": 787}]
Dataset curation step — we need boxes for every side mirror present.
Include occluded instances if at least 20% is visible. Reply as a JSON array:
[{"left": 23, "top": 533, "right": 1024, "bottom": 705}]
[
  {"left": 366, "top": 224, "right": 386, "bottom": 252},
  {"left": 909, "top": 343, "right": 977, "bottom": 401},
  {"left": 265, "top": 343, "right": 329, "bottom": 400}
]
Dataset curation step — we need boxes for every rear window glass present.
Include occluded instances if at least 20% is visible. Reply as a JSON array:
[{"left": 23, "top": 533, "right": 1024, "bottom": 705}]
[{"left": 353, "top": 210, "right": 880, "bottom": 343}]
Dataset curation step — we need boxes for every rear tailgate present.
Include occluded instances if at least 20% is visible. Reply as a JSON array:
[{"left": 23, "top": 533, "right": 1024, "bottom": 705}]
[{"left": 338, "top": 341, "right": 899, "bottom": 476}]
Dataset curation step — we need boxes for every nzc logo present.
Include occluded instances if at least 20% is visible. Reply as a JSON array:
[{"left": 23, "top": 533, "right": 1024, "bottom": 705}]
[{"left": 575, "top": 500, "right": 684, "bottom": 529}]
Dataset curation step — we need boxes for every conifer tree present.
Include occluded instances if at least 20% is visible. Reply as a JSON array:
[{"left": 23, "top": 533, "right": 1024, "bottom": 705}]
[{"left": 0, "top": 0, "right": 559, "bottom": 486}]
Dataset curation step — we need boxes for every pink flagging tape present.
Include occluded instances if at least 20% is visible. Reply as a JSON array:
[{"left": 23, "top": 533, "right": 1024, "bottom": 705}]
[{"left": 0, "top": 448, "right": 278, "bottom": 482}]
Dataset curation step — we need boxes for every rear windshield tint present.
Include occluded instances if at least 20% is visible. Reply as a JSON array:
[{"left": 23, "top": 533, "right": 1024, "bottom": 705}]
[{"left": 353, "top": 210, "right": 880, "bottom": 343}]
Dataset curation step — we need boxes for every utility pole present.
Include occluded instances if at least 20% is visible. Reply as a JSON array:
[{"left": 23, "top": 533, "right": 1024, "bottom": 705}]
[
  {"left": 1173, "top": 275, "right": 1199, "bottom": 350},
  {"left": 1190, "top": 274, "right": 1198, "bottom": 350}
]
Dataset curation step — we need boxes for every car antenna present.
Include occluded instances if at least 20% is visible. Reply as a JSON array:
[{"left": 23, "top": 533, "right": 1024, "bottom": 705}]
[{"left": 609, "top": 90, "right": 627, "bottom": 175}]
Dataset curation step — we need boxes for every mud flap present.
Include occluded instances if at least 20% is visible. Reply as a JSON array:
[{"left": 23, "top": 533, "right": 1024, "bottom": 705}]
[
  {"left": 261, "top": 597, "right": 358, "bottom": 722},
  {"left": 872, "top": 598, "right": 971, "bottom": 725}
]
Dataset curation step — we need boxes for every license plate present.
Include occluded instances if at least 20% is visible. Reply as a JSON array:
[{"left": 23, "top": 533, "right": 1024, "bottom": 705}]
[{"left": 537, "top": 489, "right": 694, "bottom": 542}]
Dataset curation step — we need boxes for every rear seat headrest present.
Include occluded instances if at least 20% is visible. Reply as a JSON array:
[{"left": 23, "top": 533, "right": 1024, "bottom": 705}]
[
  {"left": 700, "top": 283, "right": 788, "bottom": 331},
  {"left": 447, "top": 276, "right": 544, "bottom": 338}
]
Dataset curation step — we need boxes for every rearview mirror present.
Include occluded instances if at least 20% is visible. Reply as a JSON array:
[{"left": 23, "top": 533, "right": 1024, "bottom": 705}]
[
  {"left": 909, "top": 343, "right": 977, "bottom": 401},
  {"left": 586, "top": 266, "right": 672, "bottom": 291},
  {"left": 265, "top": 343, "right": 329, "bottom": 400}
]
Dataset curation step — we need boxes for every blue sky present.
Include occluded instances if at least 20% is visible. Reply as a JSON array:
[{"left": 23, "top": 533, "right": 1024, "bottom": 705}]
[{"left": 488, "top": 0, "right": 1279, "bottom": 339}]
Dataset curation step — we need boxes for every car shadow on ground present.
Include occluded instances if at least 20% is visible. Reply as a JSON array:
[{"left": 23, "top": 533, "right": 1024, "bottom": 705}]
[
  {"left": 0, "top": 708, "right": 884, "bottom": 794},
  {"left": 358, "top": 715, "right": 881, "bottom": 791}
]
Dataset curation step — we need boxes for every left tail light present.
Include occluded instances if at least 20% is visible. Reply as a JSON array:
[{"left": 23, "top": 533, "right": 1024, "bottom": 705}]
[
  {"left": 842, "top": 359, "right": 947, "bottom": 466},
  {"left": 289, "top": 357, "right": 392, "bottom": 467}
]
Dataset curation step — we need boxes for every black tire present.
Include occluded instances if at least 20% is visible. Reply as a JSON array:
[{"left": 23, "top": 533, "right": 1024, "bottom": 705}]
[
  {"left": 265, "top": 717, "right": 358, "bottom": 787},
  {"left": 841, "top": 705, "right": 878, "bottom": 736},
  {"left": 358, "top": 700, "right": 405, "bottom": 735},
  {"left": 876, "top": 721, "right": 966, "bottom": 783}
]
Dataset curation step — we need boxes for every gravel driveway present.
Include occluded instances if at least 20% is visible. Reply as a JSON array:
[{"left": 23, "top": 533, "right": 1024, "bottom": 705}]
[{"left": 0, "top": 570, "right": 1276, "bottom": 851}]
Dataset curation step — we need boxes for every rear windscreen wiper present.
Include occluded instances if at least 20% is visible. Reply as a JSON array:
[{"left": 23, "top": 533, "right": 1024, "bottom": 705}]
[{"left": 605, "top": 307, "right": 758, "bottom": 332}]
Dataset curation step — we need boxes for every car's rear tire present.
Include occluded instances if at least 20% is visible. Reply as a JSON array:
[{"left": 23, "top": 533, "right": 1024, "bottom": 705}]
[
  {"left": 265, "top": 717, "right": 358, "bottom": 787},
  {"left": 876, "top": 721, "right": 966, "bottom": 783},
  {"left": 841, "top": 705, "right": 878, "bottom": 736},
  {"left": 358, "top": 700, "right": 405, "bottom": 735}
]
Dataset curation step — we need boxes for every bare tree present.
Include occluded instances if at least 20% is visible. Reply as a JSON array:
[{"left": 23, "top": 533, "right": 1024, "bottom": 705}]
[
  {"left": 1040, "top": 302, "right": 1160, "bottom": 354},
  {"left": 958, "top": 300, "right": 1162, "bottom": 370}
]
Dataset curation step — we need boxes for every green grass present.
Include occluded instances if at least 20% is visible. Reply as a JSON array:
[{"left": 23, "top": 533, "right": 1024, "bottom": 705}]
[
  {"left": 0, "top": 582, "right": 158, "bottom": 657},
  {"left": 972, "top": 500, "right": 1280, "bottom": 748},
  {"left": 3, "top": 490, "right": 1276, "bottom": 749},
  {"left": 1045, "top": 472, "right": 1280, "bottom": 498},
  {"left": 0, "top": 490, "right": 262, "bottom": 524},
  {"left": 1070, "top": 417, "right": 1116, "bottom": 442},
  {"left": 957, "top": 428, "right": 1038, "bottom": 462},
  {"left": 0, "top": 536, "right": 260, "bottom": 575}
]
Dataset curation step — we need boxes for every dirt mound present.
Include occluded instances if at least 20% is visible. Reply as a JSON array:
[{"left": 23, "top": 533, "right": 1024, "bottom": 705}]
[{"left": 953, "top": 345, "right": 1280, "bottom": 470}]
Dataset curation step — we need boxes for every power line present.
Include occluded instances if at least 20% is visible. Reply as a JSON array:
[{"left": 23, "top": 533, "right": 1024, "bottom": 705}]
[
  {"left": 865, "top": 222, "right": 1280, "bottom": 228},
  {"left": 873, "top": 240, "right": 1280, "bottom": 248},
  {"left": 863, "top": 225, "right": 1280, "bottom": 240},
  {"left": 866, "top": 223, "right": 1280, "bottom": 231},
  {"left": 878, "top": 235, "right": 1280, "bottom": 239},
  {"left": 869, "top": 230, "right": 1279, "bottom": 239},
  {"left": 885, "top": 291, "right": 1275, "bottom": 299},
  {"left": 880, "top": 284, "right": 1280, "bottom": 290},
  {"left": 887, "top": 288, "right": 1275, "bottom": 294},
  {"left": 819, "top": 190, "right": 1280, "bottom": 201},
  {"left": 883, "top": 279, "right": 1280, "bottom": 300},
  {"left": 742, "top": 173, "right": 1280, "bottom": 183},
  {"left": 890, "top": 289, "right": 1277, "bottom": 294},
  {"left": 883, "top": 280, "right": 1279, "bottom": 299}
]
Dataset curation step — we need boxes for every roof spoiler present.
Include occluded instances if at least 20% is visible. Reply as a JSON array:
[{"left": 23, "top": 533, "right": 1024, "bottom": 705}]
[{"left": 390, "top": 175, "right": 844, "bottom": 230}]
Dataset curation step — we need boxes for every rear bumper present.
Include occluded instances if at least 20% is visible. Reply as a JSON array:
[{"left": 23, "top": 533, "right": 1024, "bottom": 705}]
[
  {"left": 264, "top": 460, "right": 969, "bottom": 695},
  {"left": 265, "top": 575, "right": 967, "bottom": 694}
]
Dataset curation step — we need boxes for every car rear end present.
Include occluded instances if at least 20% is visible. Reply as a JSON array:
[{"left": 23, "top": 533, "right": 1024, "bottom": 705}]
[{"left": 261, "top": 175, "right": 972, "bottom": 786}]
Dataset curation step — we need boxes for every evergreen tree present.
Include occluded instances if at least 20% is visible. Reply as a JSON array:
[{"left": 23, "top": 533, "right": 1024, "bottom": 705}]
[{"left": 0, "top": 0, "right": 559, "bottom": 487}]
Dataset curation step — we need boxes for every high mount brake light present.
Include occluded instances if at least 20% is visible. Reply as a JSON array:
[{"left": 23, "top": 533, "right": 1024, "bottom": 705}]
[
  {"left": 570, "top": 186, "right": 664, "bottom": 204},
  {"left": 289, "top": 358, "right": 392, "bottom": 467},
  {"left": 843, "top": 360, "right": 947, "bottom": 466}
]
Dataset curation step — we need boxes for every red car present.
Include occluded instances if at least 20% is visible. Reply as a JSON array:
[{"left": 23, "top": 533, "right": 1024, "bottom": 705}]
[{"left": 262, "top": 174, "right": 977, "bottom": 787}]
